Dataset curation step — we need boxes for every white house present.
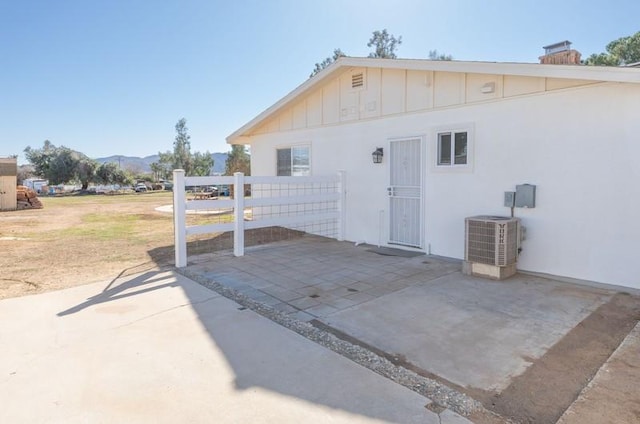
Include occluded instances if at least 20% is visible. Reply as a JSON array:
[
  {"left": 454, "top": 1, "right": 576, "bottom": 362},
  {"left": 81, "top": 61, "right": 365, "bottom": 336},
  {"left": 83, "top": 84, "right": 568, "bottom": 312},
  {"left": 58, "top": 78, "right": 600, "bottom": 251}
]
[{"left": 227, "top": 56, "right": 640, "bottom": 290}]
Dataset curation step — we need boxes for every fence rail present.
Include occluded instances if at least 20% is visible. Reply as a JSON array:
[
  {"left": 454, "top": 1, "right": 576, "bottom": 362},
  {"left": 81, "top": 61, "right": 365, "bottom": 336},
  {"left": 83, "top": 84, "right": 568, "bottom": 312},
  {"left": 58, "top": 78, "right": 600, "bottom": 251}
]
[{"left": 173, "top": 170, "right": 346, "bottom": 267}]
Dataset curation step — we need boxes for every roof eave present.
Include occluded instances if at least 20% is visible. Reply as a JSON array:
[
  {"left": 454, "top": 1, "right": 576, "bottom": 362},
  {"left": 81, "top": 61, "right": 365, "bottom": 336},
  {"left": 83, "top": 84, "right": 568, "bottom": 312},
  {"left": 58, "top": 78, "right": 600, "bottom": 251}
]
[{"left": 340, "top": 57, "right": 640, "bottom": 82}]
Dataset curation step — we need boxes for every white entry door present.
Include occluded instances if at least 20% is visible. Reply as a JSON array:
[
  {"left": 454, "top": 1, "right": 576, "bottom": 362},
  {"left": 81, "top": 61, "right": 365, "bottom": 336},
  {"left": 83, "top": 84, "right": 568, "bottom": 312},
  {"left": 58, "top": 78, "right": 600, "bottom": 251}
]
[{"left": 388, "top": 138, "right": 422, "bottom": 248}]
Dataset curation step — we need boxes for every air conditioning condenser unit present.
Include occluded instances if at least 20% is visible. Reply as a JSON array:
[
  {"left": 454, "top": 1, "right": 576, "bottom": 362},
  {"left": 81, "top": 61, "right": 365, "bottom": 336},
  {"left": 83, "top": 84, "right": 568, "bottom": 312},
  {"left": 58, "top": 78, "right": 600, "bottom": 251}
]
[{"left": 463, "top": 215, "right": 520, "bottom": 280}]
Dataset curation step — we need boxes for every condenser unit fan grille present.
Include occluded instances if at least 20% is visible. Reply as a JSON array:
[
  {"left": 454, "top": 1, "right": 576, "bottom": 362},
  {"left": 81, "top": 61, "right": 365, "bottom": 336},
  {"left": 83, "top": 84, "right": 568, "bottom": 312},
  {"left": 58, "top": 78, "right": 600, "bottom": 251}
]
[{"left": 465, "top": 216, "right": 519, "bottom": 266}]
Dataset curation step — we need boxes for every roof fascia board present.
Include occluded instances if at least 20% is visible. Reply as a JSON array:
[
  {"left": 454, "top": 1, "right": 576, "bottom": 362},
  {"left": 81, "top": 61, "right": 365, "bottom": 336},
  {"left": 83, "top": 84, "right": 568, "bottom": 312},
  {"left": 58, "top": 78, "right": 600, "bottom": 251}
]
[{"left": 339, "top": 57, "right": 640, "bottom": 83}]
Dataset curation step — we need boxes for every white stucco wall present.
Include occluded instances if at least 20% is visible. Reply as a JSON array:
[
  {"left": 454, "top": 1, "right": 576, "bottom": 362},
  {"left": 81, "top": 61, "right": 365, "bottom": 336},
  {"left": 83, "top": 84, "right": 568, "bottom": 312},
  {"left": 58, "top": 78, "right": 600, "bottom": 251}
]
[{"left": 247, "top": 82, "right": 640, "bottom": 290}]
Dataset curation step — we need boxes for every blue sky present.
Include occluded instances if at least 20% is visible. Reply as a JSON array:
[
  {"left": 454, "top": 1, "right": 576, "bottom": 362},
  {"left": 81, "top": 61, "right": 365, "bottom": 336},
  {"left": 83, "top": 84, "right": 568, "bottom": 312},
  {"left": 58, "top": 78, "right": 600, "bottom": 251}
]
[{"left": 1, "top": 0, "right": 639, "bottom": 163}]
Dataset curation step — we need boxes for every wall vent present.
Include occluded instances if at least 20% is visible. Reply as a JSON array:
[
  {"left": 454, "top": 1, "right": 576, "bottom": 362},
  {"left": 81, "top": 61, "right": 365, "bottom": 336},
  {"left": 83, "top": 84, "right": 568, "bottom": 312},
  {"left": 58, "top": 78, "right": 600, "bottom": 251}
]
[
  {"left": 465, "top": 216, "right": 519, "bottom": 266},
  {"left": 351, "top": 72, "right": 364, "bottom": 89}
]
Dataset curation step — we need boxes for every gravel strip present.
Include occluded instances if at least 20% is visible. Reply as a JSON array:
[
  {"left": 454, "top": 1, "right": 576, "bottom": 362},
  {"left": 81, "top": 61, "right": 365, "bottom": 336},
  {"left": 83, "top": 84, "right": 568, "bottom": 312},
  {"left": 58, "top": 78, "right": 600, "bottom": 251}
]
[{"left": 179, "top": 268, "right": 484, "bottom": 417}]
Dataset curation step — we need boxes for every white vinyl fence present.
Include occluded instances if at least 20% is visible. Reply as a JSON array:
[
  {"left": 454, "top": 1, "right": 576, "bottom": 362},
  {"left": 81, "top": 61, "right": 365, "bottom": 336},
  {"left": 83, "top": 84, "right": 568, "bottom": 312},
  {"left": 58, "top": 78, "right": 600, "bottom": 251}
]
[{"left": 173, "top": 170, "right": 346, "bottom": 267}]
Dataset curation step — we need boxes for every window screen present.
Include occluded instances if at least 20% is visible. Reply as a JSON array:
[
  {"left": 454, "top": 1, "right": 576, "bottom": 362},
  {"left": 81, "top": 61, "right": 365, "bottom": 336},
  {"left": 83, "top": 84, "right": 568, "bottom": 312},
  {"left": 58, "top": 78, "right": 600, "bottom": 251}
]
[
  {"left": 438, "top": 131, "right": 468, "bottom": 166},
  {"left": 454, "top": 132, "right": 467, "bottom": 165},
  {"left": 277, "top": 146, "right": 310, "bottom": 176},
  {"left": 438, "top": 133, "right": 452, "bottom": 165},
  {"left": 277, "top": 148, "right": 292, "bottom": 176}
]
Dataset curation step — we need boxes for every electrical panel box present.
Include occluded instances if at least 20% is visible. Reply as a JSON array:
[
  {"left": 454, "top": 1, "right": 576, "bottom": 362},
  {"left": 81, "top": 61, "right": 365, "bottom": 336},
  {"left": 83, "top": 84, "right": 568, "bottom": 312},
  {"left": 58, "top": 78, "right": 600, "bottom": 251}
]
[
  {"left": 504, "top": 191, "right": 515, "bottom": 208},
  {"left": 515, "top": 184, "right": 536, "bottom": 208}
]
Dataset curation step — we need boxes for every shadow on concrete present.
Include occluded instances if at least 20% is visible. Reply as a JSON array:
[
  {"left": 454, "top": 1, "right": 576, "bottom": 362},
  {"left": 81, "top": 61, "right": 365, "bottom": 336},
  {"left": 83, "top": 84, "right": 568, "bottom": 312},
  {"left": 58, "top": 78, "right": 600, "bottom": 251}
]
[
  {"left": 57, "top": 271, "right": 180, "bottom": 317},
  {"left": 54, "top": 240, "right": 428, "bottom": 423},
  {"left": 183, "top": 283, "right": 428, "bottom": 423}
]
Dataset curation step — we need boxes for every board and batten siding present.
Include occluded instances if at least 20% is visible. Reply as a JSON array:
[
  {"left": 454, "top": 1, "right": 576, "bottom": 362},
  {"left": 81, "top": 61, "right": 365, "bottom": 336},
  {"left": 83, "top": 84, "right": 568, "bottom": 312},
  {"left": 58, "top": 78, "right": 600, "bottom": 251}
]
[{"left": 249, "top": 68, "right": 597, "bottom": 136}]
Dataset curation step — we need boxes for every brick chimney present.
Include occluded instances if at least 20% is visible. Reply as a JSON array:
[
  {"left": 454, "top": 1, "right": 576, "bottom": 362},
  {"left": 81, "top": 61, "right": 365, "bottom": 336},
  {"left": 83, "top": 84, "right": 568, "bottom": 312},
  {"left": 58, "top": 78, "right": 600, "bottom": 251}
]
[{"left": 539, "top": 40, "right": 581, "bottom": 65}]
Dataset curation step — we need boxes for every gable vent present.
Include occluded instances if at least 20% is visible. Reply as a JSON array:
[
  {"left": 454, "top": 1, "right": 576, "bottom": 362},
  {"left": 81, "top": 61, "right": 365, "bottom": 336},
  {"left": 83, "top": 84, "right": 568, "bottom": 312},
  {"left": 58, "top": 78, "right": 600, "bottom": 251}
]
[{"left": 351, "top": 72, "right": 364, "bottom": 88}]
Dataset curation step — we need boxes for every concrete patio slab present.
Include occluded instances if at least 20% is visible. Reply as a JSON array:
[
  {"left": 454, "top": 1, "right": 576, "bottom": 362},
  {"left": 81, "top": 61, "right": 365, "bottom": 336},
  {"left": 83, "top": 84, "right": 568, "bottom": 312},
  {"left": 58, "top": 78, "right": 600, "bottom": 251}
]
[
  {"left": 0, "top": 270, "right": 467, "bottom": 424},
  {"left": 186, "top": 237, "right": 613, "bottom": 391},
  {"left": 323, "top": 272, "right": 611, "bottom": 391}
]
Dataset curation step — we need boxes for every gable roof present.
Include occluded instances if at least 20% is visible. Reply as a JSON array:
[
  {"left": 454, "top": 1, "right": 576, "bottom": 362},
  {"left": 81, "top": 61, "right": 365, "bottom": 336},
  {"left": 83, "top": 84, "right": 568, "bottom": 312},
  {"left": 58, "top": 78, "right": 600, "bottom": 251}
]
[{"left": 227, "top": 57, "right": 640, "bottom": 144}]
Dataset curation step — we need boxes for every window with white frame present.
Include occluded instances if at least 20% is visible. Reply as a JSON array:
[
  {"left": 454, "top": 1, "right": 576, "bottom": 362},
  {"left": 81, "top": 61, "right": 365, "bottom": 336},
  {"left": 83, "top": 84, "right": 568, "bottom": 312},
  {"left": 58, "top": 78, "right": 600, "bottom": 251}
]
[
  {"left": 277, "top": 145, "right": 310, "bottom": 176},
  {"left": 437, "top": 131, "right": 468, "bottom": 166}
]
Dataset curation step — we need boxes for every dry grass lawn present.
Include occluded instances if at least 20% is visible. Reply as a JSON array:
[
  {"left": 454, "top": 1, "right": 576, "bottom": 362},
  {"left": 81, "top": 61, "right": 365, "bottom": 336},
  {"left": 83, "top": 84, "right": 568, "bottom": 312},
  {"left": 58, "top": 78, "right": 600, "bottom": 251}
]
[{"left": 0, "top": 191, "right": 227, "bottom": 299}]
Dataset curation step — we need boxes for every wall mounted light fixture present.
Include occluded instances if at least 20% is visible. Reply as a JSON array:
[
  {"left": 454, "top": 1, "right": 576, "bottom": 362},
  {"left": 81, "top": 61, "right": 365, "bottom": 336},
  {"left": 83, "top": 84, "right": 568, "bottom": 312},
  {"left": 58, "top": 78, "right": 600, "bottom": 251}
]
[{"left": 372, "top": 148, "right": 383, "bottom": 164}]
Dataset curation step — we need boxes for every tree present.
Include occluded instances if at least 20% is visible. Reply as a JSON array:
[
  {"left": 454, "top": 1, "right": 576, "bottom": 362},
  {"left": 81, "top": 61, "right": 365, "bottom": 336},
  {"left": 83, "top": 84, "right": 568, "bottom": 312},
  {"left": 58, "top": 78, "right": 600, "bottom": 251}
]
[
  {"left": 225, "top": 145, "right": 250, "bottom": 176},
  {"left": 24, "top": 141, "right": 98, "bottom": 189},
  {"left": 50, "top": 147, "right": 79, "bottom": 185},
  {"left": 17, "top": 164, "right": 35, "bottom": 184},
  {"left": 154, "top": 119, "right": 214, "bottom": 178},
  {"left": 95, "top": 162, "right": 131, "bottom": 185},
  {"left": 584, "top": 31, "right": 640, "bottom": 66},
  {"left": 75, "top": 156, "right": 97, "bottom": 190},
  {"left": 583, "top": 53, "right": 619, "bottom": 66},
  {"left": 428, "top": 49, "right": 453, "bottom": 61},
  {"left": 191, "top": 151, "right": 214, "bottom": 176},
  {"left": 24, "top": 140, "right": 56, "bottom": 179},
  {"left": 367, "top": 29, "right": 402, "bottom": 59},
  {"left": 310, "top": 31, "right": 454, "bottom": 76},
  {"left": 172, "top": 118, "right": 192, "bottom": 174},
  {"left": 310, "top": 48, "right": 347, "bottom": 78},
  {"left": 150, "top": 161, "right": 167, "bottom": 181},
  {"left": 309, "top": 27, "right": 402, "bottom": 77},
  {"left": 153, "top": 151, "right": 174, "bottom": 180}
]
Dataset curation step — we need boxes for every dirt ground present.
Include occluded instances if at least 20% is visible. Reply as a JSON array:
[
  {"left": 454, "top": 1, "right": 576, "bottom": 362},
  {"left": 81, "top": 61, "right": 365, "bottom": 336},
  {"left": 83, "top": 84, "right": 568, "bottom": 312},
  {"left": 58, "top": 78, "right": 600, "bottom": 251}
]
[
  {"left": 0, "top": 191, "right": 303, "bottom": 300},
  {"left": 0, "top": 192, "right": 175, "bottom": 299}
]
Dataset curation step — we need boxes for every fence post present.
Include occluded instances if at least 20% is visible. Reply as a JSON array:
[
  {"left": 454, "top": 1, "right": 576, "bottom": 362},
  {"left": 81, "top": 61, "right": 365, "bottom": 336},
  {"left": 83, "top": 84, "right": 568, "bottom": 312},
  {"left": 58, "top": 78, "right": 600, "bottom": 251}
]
[
  {"left": 173, "top": 169, "right": 187, "bottom": 267},
  {"left": 233, "top": 172, "right": 245, "bottom": 257},
  {"left": 337, "top": 170, "right": 346, "bottom": 241}
]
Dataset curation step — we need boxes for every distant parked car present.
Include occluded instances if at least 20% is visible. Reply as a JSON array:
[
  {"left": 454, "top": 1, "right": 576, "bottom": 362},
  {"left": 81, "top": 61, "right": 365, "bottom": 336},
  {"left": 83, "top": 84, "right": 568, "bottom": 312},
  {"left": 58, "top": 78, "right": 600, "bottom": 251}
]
[
  {"left": 134, "top": 183, "right": 147, "bottom": 192},
  {"left": 203, "top": 186, "right": 218, "bottom": 196}
]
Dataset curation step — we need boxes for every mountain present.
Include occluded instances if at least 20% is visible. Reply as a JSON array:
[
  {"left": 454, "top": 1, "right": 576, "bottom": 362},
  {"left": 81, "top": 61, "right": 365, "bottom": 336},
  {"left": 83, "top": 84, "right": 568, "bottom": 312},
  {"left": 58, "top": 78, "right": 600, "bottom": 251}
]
[
  {"left": 95, "top": 155, "right": 155, "bottom": 173},
  {"left": 95, "top": 153, "right": 229, "bottom": 174}
]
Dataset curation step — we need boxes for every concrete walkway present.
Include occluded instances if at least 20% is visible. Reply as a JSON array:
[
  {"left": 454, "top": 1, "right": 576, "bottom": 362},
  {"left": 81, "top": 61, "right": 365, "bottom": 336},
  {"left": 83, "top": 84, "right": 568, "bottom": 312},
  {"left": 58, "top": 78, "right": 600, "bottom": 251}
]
[{"left": 0, "top": 270, "right": 468, "bottom": 424}]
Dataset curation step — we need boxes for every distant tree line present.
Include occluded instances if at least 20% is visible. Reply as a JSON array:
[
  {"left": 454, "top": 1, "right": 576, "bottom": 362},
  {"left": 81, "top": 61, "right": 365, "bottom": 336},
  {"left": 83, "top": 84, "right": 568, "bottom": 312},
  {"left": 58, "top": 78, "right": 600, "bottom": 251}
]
[
  {"left": 23, "top": 118, "right": 250, "bottom": 189},
  {"left": 24, "top": 141, "right": 130, "bottom": 190}
]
